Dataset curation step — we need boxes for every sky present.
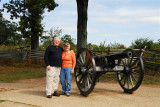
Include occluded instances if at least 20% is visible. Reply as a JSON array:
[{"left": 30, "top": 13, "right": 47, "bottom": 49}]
[{"left": 0, "top": 0, "right": 160, "bottom": 47}]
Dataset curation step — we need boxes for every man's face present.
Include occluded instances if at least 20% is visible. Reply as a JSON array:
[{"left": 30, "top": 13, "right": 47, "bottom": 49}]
[{"left": 53, "top": 39, "right": 60, "bottom": 46}]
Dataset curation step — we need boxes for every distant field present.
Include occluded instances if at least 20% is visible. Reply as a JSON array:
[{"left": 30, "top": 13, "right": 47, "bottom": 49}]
[
  {"left": 0, "top": 66, "right": 46, "bottom": 83},
  {"left": 0, "top": 66, "right": 159, "bottom": 85},
  {"left": 99, "top": 73, "right": 160, "bottom": 85}
]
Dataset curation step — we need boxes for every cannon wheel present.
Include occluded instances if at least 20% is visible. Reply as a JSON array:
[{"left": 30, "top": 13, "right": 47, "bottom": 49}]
[
  {"left": 75, "top": 48, "right": 96, "bottom": 96},
  {"left": 117, "top": 49, "right": 144, "bottom": 93}
]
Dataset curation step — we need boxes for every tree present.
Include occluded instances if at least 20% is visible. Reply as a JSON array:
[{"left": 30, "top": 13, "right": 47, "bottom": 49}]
[
  {"left": 0, "top": 8, "right": 4, "bottom": 17},
  {"left": 130, "top": 38, "right": 154, "bottom": 49},
  {"left": 3, "top": 0, "right": 58, "bottom": 50},
  {"left": 0, "top": 16, "right": 22, "bottom": 45},
  {"left": 61, "top": 34, "right": 76, "bottom": 50},
  {"left": 109, "top": 42, "right": 126, "bottom": 49},
  {"left": 87, "top": 43, "right": 99, "bottom": 51},
  {"left": 76, "top": 0, "right": 88, "bottom": 51},
  {"left": 40, "top": 27, "right": 62, "bottom": 48}
]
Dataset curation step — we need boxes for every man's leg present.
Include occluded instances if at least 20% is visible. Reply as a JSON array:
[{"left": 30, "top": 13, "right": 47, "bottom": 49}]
[
  {"left": 52, "top": 67, "right": 61, "bottom": 92},
  {"left": 46, "top": 67, "right": 54, "bottom": 96}
]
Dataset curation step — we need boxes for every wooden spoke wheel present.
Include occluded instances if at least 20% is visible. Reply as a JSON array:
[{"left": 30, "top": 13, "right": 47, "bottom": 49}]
[
  {"left": 75, "top": 48, "right": 96, "bottom": 96},
  {"left": 117, "top": 49, "right": 144, "bottom": 93}
]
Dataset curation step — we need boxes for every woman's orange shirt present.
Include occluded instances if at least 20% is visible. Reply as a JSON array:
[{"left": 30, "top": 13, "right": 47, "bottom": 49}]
[{"left": 62, "top": 51, "right": 76, "bottom": 68}]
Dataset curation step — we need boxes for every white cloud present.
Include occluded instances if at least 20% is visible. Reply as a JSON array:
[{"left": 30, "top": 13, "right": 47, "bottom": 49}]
[
  {"left": 102, "top": 33, "right": 120, "bottom": 37},
  {"left": 91, "top": 8, "right": 160, "bottom": 24},
  {"left": 138, "top": 16, "right": 160, "bottom": 24},
  {"left": 114, "top": 8, "right": 159, "bottom": 17},
  {"left": 135, "top": 32, "right": 160, "bottom": 38},
  {"left": 60, "top": 10, "right": 76, "bottom": 16},
  {"left": 92, "top": 17, "right": 131, "bottom": 23},
  {"left": 106, "top": 0, "right": 133, "bottom": 3},
  {"left": 88, "top": 28, "right": 99, "bottom": 33},
  {"left": 62, "top": 26, "right": 76, "bottom": 33},
  {"left": 89, "top": 4, "right": 160, "bottom": 24}
]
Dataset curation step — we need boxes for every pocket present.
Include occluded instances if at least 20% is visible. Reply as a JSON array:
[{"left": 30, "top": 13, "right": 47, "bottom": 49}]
[{"left": 47, "top": 68, "right": 54, "bottom": 77}]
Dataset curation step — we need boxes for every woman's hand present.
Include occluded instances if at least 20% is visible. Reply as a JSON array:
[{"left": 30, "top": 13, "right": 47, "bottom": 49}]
[{"left": 71, "top": 69, "right": 74, "bottom": 74}]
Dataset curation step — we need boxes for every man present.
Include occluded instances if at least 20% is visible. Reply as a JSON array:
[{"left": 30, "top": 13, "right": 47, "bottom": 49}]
[{"left": 44, "top": 37, "right": 64, "bottom": 98}]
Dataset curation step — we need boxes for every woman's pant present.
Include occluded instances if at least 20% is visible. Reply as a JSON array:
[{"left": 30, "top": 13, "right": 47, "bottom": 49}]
[
  {"left": 46, "top": 67, "right": 61, "bottom": 96},
  {"left": 60, "top": 68, "right": 72, "bottom": 93}
]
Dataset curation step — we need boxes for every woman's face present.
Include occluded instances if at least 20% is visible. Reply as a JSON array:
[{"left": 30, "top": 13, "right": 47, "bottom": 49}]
[{"left": 64, "top": 45, "right": 70, "bottom": 51}]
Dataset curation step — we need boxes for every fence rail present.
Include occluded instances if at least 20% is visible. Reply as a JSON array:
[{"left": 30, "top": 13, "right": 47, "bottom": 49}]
[{"left": 0, "top": 47, "right": 160, "bottom": 75}]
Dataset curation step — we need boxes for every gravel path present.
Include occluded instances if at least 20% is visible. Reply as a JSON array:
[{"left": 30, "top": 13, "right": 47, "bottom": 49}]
[{"left": 0, "top": 77, "right": 160, "bottom": 107}]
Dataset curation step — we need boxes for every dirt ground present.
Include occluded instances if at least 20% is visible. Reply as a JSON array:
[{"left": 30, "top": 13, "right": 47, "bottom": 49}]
[{"left": 0, "top": 77, "right": 160, "bottom": 107}]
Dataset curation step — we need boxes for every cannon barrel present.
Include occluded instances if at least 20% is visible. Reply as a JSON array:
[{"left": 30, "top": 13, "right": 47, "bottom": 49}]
[
  {"left": 95, "top": 49, "right": 133, "bottom": 67},
  {"left": 106, "top": 50, "right": 132, "bottom": 60}
]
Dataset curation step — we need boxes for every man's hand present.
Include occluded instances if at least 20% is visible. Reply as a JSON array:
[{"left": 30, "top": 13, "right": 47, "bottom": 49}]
[{"left": 47, "top": 65, "right": 51, "bottom": 70}]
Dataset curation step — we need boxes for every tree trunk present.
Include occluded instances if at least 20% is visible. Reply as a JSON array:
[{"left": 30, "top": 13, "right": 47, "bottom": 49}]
[
  {"left": 30, "top": 13, "right": 40, "bottom": 51},
  {"left": 76, "top": 0, "right": 88, "bottom": 51},
  {"left": 31, "top": 35, "right": 39, "bottom": 50}
]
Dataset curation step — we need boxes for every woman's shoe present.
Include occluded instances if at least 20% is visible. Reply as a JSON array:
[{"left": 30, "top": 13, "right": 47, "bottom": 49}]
[{"left": 65, "top": 92, "right": 70, "bottom": 96}]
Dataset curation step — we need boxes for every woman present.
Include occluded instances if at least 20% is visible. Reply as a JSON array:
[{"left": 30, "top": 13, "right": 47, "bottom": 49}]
[{"left": 60, "top": 42, "right": 76, "bottom": 96}]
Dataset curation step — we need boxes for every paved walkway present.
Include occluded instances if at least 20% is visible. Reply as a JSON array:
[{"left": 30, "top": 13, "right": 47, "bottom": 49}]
[{"left": 0, "top": 81, "right": 160, "bottom": 107}]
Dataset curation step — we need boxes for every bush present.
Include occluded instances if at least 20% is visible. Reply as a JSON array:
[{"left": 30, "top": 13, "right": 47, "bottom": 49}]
[{"left": 130, "top": 38, "right": 154, "bottom": 49}]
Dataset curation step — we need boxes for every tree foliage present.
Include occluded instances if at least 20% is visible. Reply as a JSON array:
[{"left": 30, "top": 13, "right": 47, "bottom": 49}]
[
  {"left": 61, "top": 34, "right": 76, "bottom": 50},
  {"left": 109, "top": 42, "right": 126, "bottom": 49},
  {"left": 0, "top": 16, "right": 21, "bottom": 45},
  {"left": 3, "top": 0, "right": 58, "bottom": 50},
  {"left": 40, "top": 27, "right": 62, "bottom": 48},
  {"left": 87, "top": 40, "right": 126, "bottom": 51},
  {"left": 130, "top": 38, "right": 154, "bottom": 49},
  {"left": 0, "top": 8, "right": 4, "bottom": 17}
]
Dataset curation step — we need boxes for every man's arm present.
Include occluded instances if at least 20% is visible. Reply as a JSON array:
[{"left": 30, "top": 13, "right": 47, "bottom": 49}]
[{"left": 44, "top": 46, "right": 50, "bottom": 70}]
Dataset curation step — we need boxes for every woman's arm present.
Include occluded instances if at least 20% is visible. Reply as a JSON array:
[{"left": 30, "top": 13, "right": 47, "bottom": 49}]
[{"left": 71, "top": 52, "right": 76, "bottom": 74}]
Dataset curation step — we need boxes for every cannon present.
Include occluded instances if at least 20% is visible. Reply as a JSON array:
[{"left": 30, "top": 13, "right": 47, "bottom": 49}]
[{"left": 75, "top": 48, "right": 144, "bottom": 96}]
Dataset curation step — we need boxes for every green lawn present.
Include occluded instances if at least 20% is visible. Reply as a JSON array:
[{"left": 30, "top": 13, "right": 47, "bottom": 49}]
[
  {"left": 0, "top": 66, "right": 159, "bottom": 85},
  {"left": 0, "top": 66, "right": 46, "bottom": 83},
  {"left": 98, "top": 73, "right": 160, "bottom": 85},
  {"left": 0, "top": 100, "right": 5, "bottom": 103}
]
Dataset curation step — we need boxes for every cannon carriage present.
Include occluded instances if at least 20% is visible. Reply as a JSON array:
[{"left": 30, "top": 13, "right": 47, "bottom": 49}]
[{"left": 75, "top": 48, "right": 144, "bottom": 96}]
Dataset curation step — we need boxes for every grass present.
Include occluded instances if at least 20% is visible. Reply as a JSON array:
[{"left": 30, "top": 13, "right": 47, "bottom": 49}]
[
  {"left": 142, "top": 75, "right": 160, "bottom": 85},
  {"left": 0, "top": 100, "right": 39, "bottom": 107},
  {"left": 0, "top": 66, "right": 46, "bottom": 83},
  {"left": 0, "top": 100, "right": 5, "bottom": 103},
  {"left": 98, "top": 72, "right": 160, "bottom": 85},
  {"left": 0, "top": 66, "right": 159, "bottom": 86}
]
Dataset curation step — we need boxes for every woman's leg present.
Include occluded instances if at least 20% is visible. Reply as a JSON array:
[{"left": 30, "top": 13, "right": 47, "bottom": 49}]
[
  {"left": 65, "top": 68, "right": 72, "bottom": 93},
  {"left": 60, "top": 68, "right": 66, "bottom": 92}
]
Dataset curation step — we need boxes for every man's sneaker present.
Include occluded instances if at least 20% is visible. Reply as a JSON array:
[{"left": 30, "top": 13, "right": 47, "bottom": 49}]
[
  {"left": 47, "top": 95, "right": 52, "bottom": 98},
  {"left": 65, "top": 92, "right": 70, "bottom": 97},
  {"left": 52, "top": 91, "right": 60, "bottom": 97},
  {"left": 60, "top": 91, "right": 65, "bottom": 95}
]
